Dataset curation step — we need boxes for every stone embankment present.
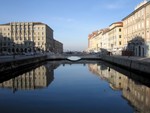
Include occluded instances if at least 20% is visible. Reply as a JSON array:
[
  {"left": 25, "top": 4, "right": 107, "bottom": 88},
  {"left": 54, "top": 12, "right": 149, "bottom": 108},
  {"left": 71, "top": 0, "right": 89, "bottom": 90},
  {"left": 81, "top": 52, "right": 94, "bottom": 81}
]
[
  {"left": 1, "top": 54, "right": 150, "bottom": 75},
  {"left": 100, "top": 55, "right": 150, "bottom": 74},
  {"left": 0, "top": 55, "right": 46, "bottom": 73}
]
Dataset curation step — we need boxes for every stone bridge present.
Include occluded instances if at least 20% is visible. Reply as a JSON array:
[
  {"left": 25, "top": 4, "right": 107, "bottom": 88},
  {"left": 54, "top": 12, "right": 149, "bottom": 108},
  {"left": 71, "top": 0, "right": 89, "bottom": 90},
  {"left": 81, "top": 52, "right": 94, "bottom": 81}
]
[{"left": 47, "top": 54, "right": 101, "bottom": 61}]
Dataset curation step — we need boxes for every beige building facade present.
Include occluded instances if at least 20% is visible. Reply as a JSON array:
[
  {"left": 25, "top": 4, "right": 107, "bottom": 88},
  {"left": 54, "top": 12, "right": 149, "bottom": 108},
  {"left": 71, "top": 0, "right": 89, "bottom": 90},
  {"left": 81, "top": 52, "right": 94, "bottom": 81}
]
[
  {"left": 0, "top": 22, "right": 63, "bottom": 54},
  {"left": 122, "top": 0, "right": 150, "bottom": 57},
  {"left": 88, "top": 23, "right": 123, "bottom": 55},
  {"left": 88, "top": 30, "right": 99, "bottom": 52},
  {"left": 107, "top": 22, "right": 124, "bottom": 54},
  {"left": 88, "top": 29, "right": 109, "bottom": 53},
  {"left": 101, "top": 29, "right": 110, "bottom": 52}
]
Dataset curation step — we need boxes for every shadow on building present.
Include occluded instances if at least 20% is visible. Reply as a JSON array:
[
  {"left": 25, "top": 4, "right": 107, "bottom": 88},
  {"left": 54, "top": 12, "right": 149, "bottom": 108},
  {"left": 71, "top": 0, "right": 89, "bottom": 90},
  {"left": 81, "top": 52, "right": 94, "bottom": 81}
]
[
  {"left": 0, "top": 36, "right": 38, "bottom": 55},
  {"left": 123, "top": 36, "right": 148, "bottom": 57},
  {"left": 0, "top": 36, "right": 63, "bottom": 56}
]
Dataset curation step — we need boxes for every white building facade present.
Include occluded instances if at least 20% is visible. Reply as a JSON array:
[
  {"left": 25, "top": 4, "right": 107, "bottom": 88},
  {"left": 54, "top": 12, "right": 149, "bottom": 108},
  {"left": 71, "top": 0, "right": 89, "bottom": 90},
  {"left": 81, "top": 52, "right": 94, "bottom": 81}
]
[{"left": 0, "top": 22, "right": 60, "bottom": 54}]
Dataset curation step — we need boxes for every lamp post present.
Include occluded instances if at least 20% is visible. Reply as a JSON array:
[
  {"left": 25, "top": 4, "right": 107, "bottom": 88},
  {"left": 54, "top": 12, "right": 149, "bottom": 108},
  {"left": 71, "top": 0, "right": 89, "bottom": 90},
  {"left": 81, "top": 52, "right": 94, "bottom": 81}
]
[
  {"left": 0, "top": 34, "right": 2, "bottom": 55},
  {"left": 33, "top": 47, "right": 36, "bottom": 56},
  {"left": 45, "top": 43, "right": 48, "bottom": 55},
  {"left": 0, "top": 40, "right": 2, "bottom": 55},
  {"left": 45, "top": 43, "right": 46, "bottom": 53},
  {"left": 12, "top": 43, "right": 15, "bottom": 59}
]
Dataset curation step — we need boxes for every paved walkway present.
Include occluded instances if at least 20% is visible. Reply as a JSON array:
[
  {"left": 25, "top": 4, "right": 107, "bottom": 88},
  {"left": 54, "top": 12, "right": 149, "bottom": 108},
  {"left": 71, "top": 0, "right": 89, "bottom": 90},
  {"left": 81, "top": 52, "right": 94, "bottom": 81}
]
[
  {"left": 111, "top": 55, "right": 150, "bottom": 63},
  {"left": 0, "top": 55, "right": 45, "bottom": 63}
]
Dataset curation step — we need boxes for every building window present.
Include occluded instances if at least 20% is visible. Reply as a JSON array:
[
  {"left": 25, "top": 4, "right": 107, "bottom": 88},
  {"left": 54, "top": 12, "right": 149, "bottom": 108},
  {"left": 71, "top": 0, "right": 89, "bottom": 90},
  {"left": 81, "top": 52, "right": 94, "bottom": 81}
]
[
  {"left": 147, "top": 32, "right": 149, "bottom": 38},
  {"left": 119, "top": 35, "right": 121, "bottom": 38},
  {"left": 119, "top": 29, "right": 121, "bottom": 32},
  {"left": 119, "top": 41, "right": 121, "bottom": 45}
]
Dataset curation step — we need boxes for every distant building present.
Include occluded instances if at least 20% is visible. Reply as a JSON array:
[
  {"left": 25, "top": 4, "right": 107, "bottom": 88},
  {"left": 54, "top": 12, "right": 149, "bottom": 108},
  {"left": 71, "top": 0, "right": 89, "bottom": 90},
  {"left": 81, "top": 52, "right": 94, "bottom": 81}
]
[
  {"left": 88, "top": 30, "right": 100, "bottom": 52},
  {"left": 88, "top": 29, "right": 109, "bottom": 53},
  {"left": 122, "top": 0, "right": 150, "bottom": 56},
  {"left": 101, "top": 28, "right": 110, "bottom": 53},
  {"left": 88, "top": 24, "right": 123, "bottom": 55},
  {"left": 53, "top": 39, "right": 63, "bottom": 53},
  {"left": 0, "top": 22, "right": 63, "bottom": 54}
]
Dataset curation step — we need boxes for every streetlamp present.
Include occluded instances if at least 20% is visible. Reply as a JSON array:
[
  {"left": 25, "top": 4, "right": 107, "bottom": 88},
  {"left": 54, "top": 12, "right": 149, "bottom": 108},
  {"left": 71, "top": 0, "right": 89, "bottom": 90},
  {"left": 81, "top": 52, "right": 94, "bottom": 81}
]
[
  {"left": 12, "top": 43, "right": 15, "bottom": 59},
  {"left": 0, "top": 34, "right": 2, "bottom": 55},
  {"left": 33, "top": 47, "right": 36, "bottom": 56},
  {"left": 0, "top": 41, "right": 2, "bottom": 55},
  {"left": 45, "top": 43, "right": 47, "bottom": 54}
]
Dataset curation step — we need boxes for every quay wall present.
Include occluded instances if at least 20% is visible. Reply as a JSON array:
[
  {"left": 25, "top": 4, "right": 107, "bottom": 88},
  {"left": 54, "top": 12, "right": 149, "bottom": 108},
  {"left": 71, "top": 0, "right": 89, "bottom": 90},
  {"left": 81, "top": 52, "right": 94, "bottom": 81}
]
[
  {"left": 100, "top": 55, "right": 150, "bottom": 74},
  {"left": 0, "top": 55, "right": 47, "bottom": 73}
]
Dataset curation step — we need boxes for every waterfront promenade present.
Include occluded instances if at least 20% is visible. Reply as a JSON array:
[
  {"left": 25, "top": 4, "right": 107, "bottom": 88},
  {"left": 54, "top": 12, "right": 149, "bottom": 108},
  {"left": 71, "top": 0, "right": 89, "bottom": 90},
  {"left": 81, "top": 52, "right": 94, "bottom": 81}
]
[{"left": 103, "top": 55, "right": 150, "bottom": 63}]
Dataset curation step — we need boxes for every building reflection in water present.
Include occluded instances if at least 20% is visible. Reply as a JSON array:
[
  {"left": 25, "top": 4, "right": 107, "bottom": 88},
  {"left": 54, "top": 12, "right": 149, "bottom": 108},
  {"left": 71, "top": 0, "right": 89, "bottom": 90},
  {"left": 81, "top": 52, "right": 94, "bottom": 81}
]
[
  {"left": 0, "top": 62, "right": 60, "bottom": 93},
  {"left": 88, "top": 63, "right": 150, "bottom": 113}
]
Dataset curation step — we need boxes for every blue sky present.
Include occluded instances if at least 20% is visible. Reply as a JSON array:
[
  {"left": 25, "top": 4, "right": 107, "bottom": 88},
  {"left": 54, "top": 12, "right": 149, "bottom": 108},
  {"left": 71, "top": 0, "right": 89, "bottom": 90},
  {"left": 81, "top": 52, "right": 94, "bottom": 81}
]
[{"left": 0, "top": 0, "right": 142, "bottom": 51}]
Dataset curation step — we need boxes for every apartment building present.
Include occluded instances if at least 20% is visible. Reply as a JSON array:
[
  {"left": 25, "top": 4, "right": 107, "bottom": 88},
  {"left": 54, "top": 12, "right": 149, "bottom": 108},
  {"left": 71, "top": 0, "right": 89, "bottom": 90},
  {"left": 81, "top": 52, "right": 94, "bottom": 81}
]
[
  {"left": 88, "top": 30, "right": 99, "bottom": 52},
  {"left": 122, "top": 0, "right": 150, "bottom": 56},
  {"left": 88, "top": 24, "right": 123, "bottom": 55},
  {"left": 101, "top": 28, "right": 110, "bottom": 53},
  {"left": 107, "top": 22, "right": 124, "bottom": 54},
  {"left": 0, "top": 22, "right": 63, "bottom": 54}
]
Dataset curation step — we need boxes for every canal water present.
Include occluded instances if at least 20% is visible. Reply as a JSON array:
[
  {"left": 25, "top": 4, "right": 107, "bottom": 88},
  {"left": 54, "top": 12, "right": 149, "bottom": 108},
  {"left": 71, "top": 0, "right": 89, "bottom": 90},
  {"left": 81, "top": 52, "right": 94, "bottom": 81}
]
[{"left": 0, "top": 61, "right": 149, "bottom": 113}]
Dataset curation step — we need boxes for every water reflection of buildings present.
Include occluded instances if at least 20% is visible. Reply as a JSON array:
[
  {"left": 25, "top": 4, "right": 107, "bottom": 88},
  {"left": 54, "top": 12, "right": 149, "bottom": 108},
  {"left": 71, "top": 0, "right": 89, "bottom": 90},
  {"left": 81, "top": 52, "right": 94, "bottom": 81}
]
[
  {"left": 0, "top": 62, "right": 60, "bottom": 92},
  {"left": 88, "top": 63, "right": 150, "bottom": 113}
]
